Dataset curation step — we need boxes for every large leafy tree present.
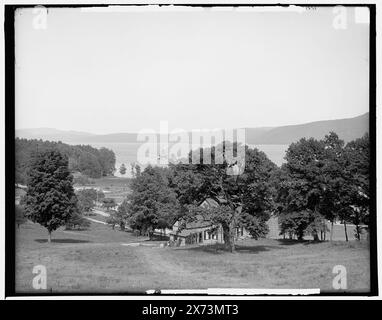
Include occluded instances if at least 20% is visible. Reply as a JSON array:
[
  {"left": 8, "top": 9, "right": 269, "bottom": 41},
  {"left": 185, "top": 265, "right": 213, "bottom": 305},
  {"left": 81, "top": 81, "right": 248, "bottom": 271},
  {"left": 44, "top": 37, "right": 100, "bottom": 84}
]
[
  {"left": 274, "top": 137, "right": 327, "bottom": 240},
  {"left": 24, "top": 150, "right": 78, "bottom": 242},
  {"left": 341, "top": 133, "right": 370, "bottom": 240},
  {"left": 98, "top": 147, "right": 116, "bottom": 176},
  {"left": 319, "top": 132, "right": 347, "bottom": 240},
  {"left": 170, "top": 142, "right": 276, "bottom": 252},
  {"left": 107, "top": 206, "right": 128, "bottom": 231},
  {"left": 76, "top": 188, "right": 97, "bottom": 214},
  {"left": 106, "top": 199, "right": 130, "bottom": 231},
  {"left": 126, "top": 166, "right": 180, "bottom": 238}
]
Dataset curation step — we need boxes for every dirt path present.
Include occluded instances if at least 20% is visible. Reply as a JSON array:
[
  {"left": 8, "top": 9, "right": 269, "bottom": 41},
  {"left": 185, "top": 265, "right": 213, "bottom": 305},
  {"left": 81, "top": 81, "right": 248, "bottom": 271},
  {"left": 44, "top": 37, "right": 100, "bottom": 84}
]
[
  {"left": 138, "top": 247, "right": 206, "bottom": 289},
  {"left": 93, "top": 209, "right": 110, "bottom": 217},
  {"left": 85, "top": 217, "right": 109, "bottom": 225}
]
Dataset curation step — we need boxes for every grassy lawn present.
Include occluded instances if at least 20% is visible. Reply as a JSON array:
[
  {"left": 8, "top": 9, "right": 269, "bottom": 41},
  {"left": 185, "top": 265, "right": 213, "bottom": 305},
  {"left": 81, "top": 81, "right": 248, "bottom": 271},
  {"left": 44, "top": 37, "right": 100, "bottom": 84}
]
[{"left": 16, "top": 222, "right": 370, "bottom": 294}]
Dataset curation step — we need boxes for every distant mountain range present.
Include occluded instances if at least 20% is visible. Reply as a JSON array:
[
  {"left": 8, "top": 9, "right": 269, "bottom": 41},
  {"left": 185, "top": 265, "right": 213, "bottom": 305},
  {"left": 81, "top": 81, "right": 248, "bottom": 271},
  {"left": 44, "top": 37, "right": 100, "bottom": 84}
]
[
  {"left": 15, "top": 128, "right": 96, "bottom": 142},
  {"left": 245, "top": 112, "right": 369, "bottom": 145},
  {"left": 16, "top": 113, "right": 369, "bottom": 145}
]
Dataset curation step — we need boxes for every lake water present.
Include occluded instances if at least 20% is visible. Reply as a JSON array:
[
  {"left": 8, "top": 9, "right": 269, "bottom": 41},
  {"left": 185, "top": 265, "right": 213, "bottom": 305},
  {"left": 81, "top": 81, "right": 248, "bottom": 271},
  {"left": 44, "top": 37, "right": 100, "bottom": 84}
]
[{"left": 72, "top": 142, "right": 289, "bottom": 177}]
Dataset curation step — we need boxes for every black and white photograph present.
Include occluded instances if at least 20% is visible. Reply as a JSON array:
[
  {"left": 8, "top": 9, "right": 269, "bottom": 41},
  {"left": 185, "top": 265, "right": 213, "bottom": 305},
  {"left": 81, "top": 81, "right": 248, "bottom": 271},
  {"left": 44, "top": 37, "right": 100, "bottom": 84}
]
[{"left": 3, "top": 2, "right": 378, "bottom": 300}]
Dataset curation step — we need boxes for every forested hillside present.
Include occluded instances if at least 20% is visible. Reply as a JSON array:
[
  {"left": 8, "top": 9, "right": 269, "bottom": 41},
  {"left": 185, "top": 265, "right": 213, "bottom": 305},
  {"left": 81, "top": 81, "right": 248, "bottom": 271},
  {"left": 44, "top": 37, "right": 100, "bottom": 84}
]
[{"left": 15, "top": 138, "right": 116, "bottom": 183}]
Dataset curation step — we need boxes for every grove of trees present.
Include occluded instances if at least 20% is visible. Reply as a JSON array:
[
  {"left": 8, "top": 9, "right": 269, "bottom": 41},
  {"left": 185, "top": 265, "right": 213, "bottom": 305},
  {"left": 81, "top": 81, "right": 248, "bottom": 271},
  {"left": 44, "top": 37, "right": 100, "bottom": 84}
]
[
  {"left": 16, "top": 138, "right": 116, "bottom": 183},
  {"left": 121, "top": 132, "right": 370, "bottom": 250},
  {"left": 273, "top": 132, "right": 370, "bottom": 241}
]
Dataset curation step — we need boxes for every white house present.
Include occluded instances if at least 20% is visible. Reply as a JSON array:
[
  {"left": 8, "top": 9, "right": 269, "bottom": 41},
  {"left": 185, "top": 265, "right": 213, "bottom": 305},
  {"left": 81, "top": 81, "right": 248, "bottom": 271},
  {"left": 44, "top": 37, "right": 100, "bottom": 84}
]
[{"left": 169, "top": 197, "right": 250, "bottom": 246}]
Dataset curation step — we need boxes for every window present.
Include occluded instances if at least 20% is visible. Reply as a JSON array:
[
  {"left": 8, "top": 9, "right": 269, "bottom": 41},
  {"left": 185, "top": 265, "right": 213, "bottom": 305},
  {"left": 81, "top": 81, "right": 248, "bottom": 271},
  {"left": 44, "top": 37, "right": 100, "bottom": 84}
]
[
  {"left": 204, "top": 230, "right": 210, "bottom": 240},
  {"left": 212, "top": 231, "right": 218, "bottom": 240}
]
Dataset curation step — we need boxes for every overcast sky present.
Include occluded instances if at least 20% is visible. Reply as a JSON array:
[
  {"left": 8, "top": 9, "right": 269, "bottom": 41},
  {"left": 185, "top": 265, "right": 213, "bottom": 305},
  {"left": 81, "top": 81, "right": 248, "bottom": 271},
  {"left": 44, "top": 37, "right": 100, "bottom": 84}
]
[{"left": 15, "top": 6, "right": 369, "bottom": 134}]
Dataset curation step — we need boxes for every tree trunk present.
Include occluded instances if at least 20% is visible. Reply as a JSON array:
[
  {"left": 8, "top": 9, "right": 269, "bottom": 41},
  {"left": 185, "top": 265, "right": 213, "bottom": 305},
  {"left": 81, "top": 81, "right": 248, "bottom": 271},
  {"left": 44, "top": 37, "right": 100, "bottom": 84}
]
[
  {"left": 344, "top": 221, "right": 348, "bottom": 242},
  {"left": 330, "top": 220, "right": 334, "bottom": 241},
  {"left": 297, "top": 228, "right": 304, "bottom": 241},
  {"left": 48, "top": 231, "right": 51, "bottom": 243},
  {"left": 222, "top": 223, "right": 235, "bottom": 253},
  {"left": 312, "top": 229, "right": 319, "bottom": 241},
  {"left": 355, "top": 225, "right": 361, "bottom": 241}
]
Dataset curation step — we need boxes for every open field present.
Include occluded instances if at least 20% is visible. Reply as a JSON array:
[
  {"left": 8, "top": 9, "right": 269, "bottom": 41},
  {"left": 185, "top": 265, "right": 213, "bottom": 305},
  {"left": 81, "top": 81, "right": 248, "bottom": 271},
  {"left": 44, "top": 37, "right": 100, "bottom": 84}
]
[
  {"left": 15, "top": 221, "right": 370, "bottom": 294},
  {"left": 74, "top": 176, "right": 131, "bottom": 203}
]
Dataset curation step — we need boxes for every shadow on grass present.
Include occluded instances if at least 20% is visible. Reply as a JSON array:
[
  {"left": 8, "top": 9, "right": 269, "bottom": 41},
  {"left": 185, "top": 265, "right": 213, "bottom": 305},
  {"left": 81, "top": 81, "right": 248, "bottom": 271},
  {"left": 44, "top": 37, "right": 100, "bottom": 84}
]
[
  {"left": 34, "top": 239, "right": 91, "bottom": 244},
  {"left": 276, "top": 239, "right": 325, "bottom": 246},
  {"left": 235, "top": 244, "right": 286, "bottom": 254},
  {"left": 142, "top": 239, "right": 169, "bottom": 243},
  {"left": 177, "top": 243, "right": 286, "bottom": 254}
]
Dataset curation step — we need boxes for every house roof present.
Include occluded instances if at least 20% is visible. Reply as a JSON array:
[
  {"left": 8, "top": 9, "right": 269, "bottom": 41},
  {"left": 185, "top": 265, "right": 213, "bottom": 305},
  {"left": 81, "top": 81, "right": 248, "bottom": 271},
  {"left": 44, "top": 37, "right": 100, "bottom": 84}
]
[
  {"left": 200, "top": 198, "right": 219, "bottom": 208},
  {"left": 199, "top": 196, "right": 227, "bottom": 208},
  {"left": 183, "top": 214, "right": 213, "bottom": 229},
  {"left": 171, "top": 197, "right": 226, "bottom": 234}
]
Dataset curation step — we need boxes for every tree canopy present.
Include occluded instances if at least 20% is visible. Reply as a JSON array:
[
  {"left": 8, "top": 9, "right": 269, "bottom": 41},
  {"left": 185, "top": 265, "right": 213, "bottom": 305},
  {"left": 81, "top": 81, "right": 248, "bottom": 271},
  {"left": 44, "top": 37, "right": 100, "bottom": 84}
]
[
  {"left": 23, "top": 149, "right": 78, "bottom": 242},
  {"left": 169, "top": 142, "right": 276, "bottom": 251},
  {"left": 125, "top": 165, "right": 180, "bottom": 238},
  {"left": 76, "top": 188, "right": 103, "bottom": 214},
  {"left": 273, "top": 132, "right": 370, "bottom": 241}
]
